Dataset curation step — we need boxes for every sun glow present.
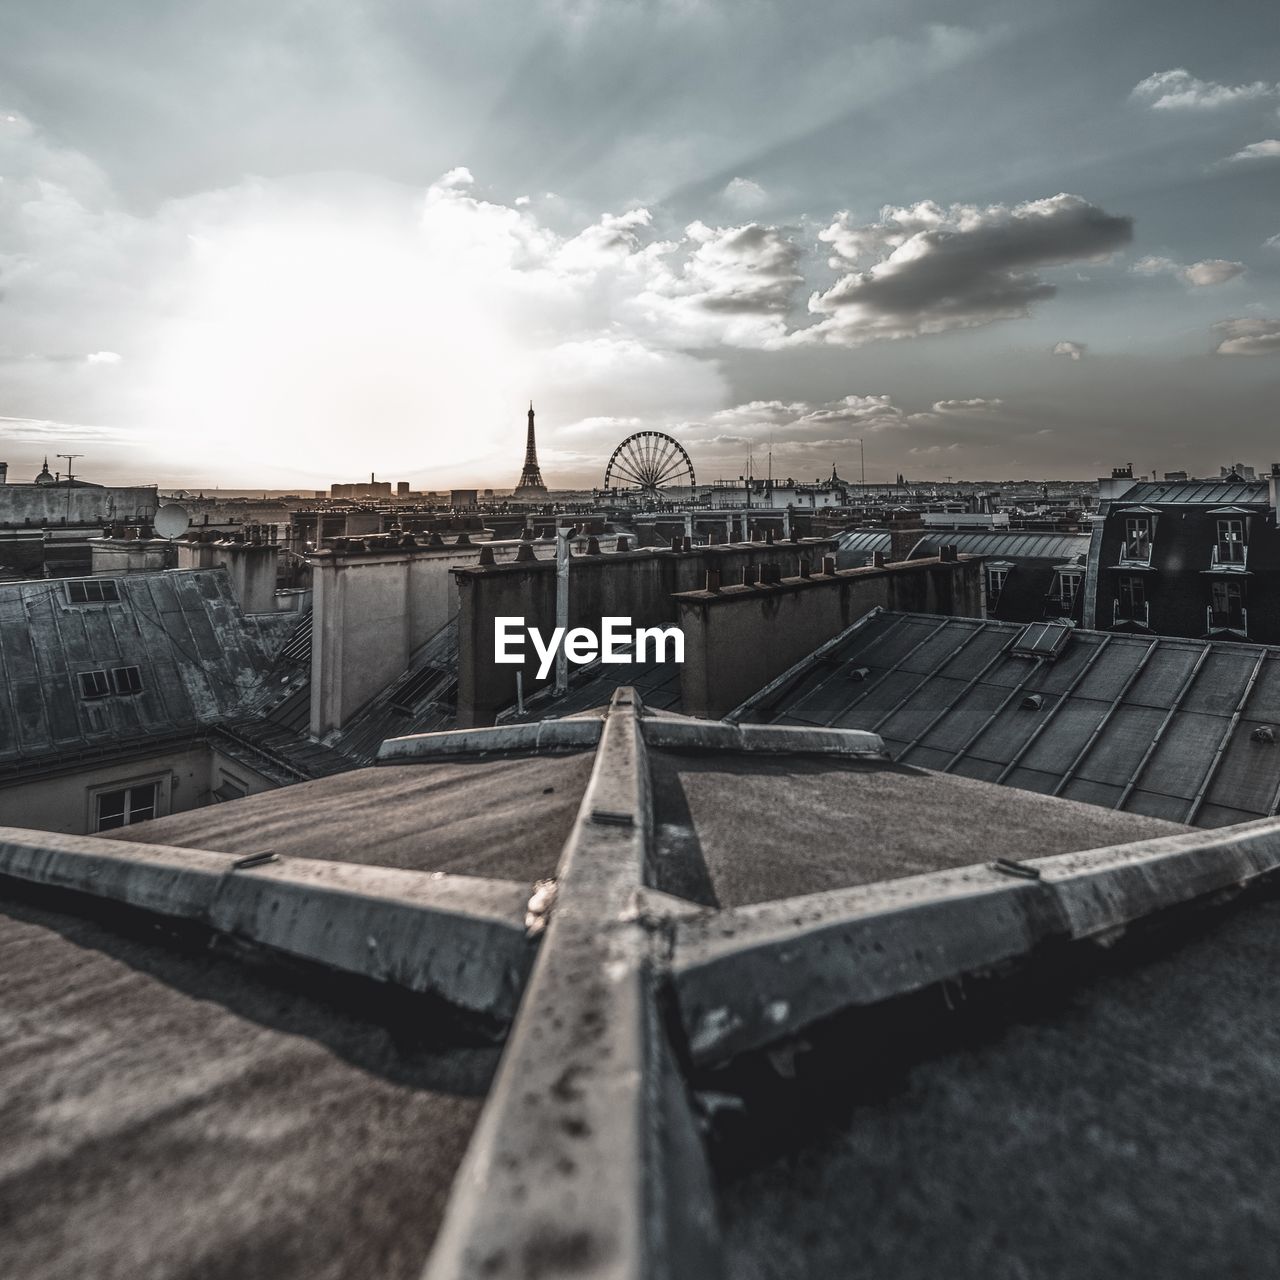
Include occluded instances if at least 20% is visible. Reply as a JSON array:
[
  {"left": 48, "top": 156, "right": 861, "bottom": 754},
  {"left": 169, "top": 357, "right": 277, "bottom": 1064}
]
[{"left": 142, "top": 179, "right": 542, "bottom": 483}]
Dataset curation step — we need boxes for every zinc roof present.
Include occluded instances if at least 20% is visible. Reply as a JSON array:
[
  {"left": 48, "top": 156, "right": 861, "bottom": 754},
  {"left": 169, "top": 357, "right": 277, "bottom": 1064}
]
[
  {"left": 0, "top": 570, "right": 293, "bottom": 772},
  {"left": 1120, "top": 480, "right": 1269, "bottom": 506},
  {"left": 734, "top": 610, "right": 1280, "bottom": 827}
]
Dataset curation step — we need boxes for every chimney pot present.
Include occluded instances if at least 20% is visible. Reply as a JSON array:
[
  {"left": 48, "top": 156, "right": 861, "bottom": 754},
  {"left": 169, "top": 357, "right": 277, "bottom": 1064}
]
[
  {"left": 682, "top": 535, "right": 692, "bottom": 553},
  {"left": 705, "top": 568, "right": 721, "bottom": 593},
  {"left": 799, "top": 559, "right": 811, "bottom": 578},
  {"left": 822, "top": 555, "right": 837, "bottom": 575},
  {"left": 586, "top": 536, "right": 601, "bottom": 555},
  {"left": 515, "top": 542, "right": 537, "bottom": 562},
  {"left": 478, "top": 546, "right": 495, "bottom": 565},
  {"left": 872, "top": 550, "right": 886, "bottom": 568},
  {"left": 615, "top": 535, "right": 630, "bottom": 552}
]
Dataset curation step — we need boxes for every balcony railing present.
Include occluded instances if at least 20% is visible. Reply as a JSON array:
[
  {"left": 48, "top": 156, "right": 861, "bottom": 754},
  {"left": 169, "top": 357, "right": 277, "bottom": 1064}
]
[
  {"left": 1206, "top": 605, "right": 1248, "bottom": 635},
  {"left": 1210, "top": 542, "right": 1247, "bottom": 568},
  {"left": 1043, "top": 597, "right": 1076, "bottom": 619},
  {"left": 1113, "top": 599, "right": 1149, "bottom": 627}
]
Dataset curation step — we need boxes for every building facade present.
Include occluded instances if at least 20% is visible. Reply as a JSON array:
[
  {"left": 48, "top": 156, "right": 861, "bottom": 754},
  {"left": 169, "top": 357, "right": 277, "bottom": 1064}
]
[{"left": 1082, "top": 475, "right": 1280, "bottom": 642}]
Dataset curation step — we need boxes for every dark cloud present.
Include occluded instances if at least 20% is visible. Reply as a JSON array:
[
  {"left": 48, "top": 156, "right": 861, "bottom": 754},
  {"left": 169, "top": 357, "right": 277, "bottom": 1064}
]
[{"left": 805, "top": 195, "right": 1132, "bottom": 345}]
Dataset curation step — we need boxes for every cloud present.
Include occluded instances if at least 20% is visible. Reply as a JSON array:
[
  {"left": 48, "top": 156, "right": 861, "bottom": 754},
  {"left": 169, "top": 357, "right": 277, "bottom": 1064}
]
[
  {"left": 723, "top": 177, "right": 768, "bottom": 211},
  {"left": 1052, "top": 340, "right": 1086, "bottom": 361},
  {"left": 1227, "top": 140, "right": 1280, "bottom": 162},
  {"left": 803, "top": 194, "right": 1131, "bottom": 346},
  {"left": 86, "top": 350, "right": 122, "bottom": 364},
  {"left": 1131, "top": 69, "right": 1278, "bottom": 110},
  {"left": 1266, "top": 233, "right": 1280, "bottom": 250},
  {"left": 1214, "top": 318, "right": 1280, "bottom": 356},
  {"left": 1133, "top": 256, "right": 1245, "bottom": 286},
  {"left": 933, "top": 398, "right": 1006, "bottom": 414}
]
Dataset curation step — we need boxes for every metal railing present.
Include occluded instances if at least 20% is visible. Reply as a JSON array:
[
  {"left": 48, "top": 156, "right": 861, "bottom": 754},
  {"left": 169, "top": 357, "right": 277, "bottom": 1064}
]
[
  {"left": 1206, "top": 605, "right": 1248, "bottom": 635},
  {"left": 1113, "top": 598, "right": 1149, "bottom": 627}
]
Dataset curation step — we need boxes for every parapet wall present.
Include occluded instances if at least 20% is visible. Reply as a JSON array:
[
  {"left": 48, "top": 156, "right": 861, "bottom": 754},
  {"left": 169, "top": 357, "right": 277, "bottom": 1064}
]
[
  {"left": 674, "top": 555, "right": 984, "bottom": 719},
  {"left": 453, "top": 538, "right": 836, "bottom": 726},
  {"left": 0, "top": 485, "right": 158, "bottom": 526}
]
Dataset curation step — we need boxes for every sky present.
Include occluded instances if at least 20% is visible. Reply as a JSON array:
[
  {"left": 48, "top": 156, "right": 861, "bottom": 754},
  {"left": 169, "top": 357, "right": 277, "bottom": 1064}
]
[{"left": 1, "top": 0, "right": 1278, "bottom": 490}]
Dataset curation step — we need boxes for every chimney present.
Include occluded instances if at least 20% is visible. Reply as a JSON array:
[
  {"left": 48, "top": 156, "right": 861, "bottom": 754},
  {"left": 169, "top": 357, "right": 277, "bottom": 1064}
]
[
  {"left": 1269, "top": 463, "right": 1280, "bottom": 511},
  {"left": 887, "top": 511, "right": 925, "bottom": 562}
]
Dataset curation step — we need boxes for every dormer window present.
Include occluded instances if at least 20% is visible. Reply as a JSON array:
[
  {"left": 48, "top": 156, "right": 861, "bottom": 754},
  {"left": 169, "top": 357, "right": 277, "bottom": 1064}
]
[
  {"left": 986, "top": 564, "right": 1011, "bottom": 604},
  {"left": 1052, "top": 569, "right": 1082, "bottom": 606},
  {"left": 1215, "top": 517, "right": 1246, "bottom": 566},
  {"left": 1123, "top": 517, "right": 1152, "bottom": 563}
]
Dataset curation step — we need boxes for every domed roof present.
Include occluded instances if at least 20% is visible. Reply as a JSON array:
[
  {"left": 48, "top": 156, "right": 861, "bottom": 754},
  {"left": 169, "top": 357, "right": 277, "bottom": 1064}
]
[{"left": 34, "top": 457, "right": 56, "bottom": 486}]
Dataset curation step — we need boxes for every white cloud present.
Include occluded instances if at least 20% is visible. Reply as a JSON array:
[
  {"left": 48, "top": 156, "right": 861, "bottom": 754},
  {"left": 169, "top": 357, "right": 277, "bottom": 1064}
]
[
  {"left": 1133, "top": 256, "right": 1245, "bottom": 286},
  {"left": 86, "top": 350, "right": 122, "bottom": 364},
  {"left": 723, "top": 177, "right": 768, "bottom": 211},
  {"left": 804, "top": 194, "right": 1131, "bottom": 346},
  {"left": 1052, "top": 340, "right": 1086, "bottom": 361},
  {"left": 1227, "top": 140, "right": 1280, "bottom": 162},
  {"left": 1266, "top": 232, "right": 1280, "bottom": 250},
  {"left": 933, "top": 398, "right": 1005, "bottom": 414},
  {"left": 1131, "top": 69, "right": 1278, "bottom": 110},
  {"left": 1214, "top": 317, "right": 1280, "bottom": 356}
]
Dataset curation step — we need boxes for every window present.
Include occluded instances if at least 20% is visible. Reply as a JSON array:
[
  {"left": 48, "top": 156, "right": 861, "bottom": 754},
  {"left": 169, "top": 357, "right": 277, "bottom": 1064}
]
[
  {"left": 111, "top": 665, "right": 143, "bottom": 695},
  {"left": 78, "top": 670, "right": 111, "bottom": 700},
  {"left": 1052, "top": 570, "right": 1082, "bottom": 606},
  {"left": 1116, "top": 575, "right": 1147, "bottom": 623},
  {"left": 1122, "top": 517, "right": 1152, "bottom": 563},
  {"left": 1215, "top": 518, "right": 1246, "bottom": 565},
  {"left": 987, "top": 567, "right": 1008, "bottom": 601},
  {"left": 95, "top": 782, "right": 158, "bottom": 832},
  {"left": 1210, "top": 579, "right": 1246, "bottom": 631},
  {"left": 66, "top": 579, "right": 120, "bottom": 604}
]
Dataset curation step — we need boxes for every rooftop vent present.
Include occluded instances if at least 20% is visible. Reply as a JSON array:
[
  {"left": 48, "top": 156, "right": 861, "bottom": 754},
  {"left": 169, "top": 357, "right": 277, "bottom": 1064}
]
[{"left": 1008, "top": 621, "right": 1073, "bottom": 660}]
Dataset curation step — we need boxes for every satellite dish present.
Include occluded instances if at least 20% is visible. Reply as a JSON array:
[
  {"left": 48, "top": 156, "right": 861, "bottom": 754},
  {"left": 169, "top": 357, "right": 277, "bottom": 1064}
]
[{"left": 153, "top": 504, "right": 190, "bottom": 539}]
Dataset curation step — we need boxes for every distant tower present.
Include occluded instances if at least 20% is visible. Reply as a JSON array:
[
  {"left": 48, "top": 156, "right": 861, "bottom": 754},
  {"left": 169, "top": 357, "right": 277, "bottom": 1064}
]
[{"left": 514, "top": 402, "right": 548, "bottom": 496}]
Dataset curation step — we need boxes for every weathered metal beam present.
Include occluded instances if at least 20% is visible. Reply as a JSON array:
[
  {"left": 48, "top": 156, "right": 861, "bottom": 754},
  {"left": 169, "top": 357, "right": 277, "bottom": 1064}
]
[
  {"left": 642, "top": 716, "right": 887, "bottom": 759},
  {"left": 377, "top": 717, "right": 602, "bottom": 763},
  {"left": 0, "top": 829, "right": 534, "bottom": 1020},
  {"left": 670, "top": 818, "right": 1280, "bottom": 1066},
  {"left": 424, "top": 689, "right": 722, "bottom": 1280}
]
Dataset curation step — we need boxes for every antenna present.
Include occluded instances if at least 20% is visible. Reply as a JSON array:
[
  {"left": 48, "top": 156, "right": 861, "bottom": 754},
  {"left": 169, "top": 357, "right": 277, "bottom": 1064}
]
[{"left": 57, "top": 453, "right": 83, "bottom": 521}]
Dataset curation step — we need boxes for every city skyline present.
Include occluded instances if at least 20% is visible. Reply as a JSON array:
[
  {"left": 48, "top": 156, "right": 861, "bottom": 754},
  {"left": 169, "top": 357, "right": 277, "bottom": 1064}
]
[{"left": 2, "top": 0, "right": 1278, "bottom": 489}]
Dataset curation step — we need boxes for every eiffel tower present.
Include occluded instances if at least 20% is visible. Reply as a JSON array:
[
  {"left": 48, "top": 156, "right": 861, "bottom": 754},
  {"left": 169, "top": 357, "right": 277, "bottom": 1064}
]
[{"left": 513, "top": 402, "right": 548, "bottom": 496}]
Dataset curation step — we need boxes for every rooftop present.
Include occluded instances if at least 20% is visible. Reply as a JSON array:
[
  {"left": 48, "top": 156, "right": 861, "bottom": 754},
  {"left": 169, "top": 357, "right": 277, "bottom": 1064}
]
[
  {"left": 6, "top": 690, "right": 1279, "bottom": 1277},
  {"left": 733, "top": 610, "right": 1280, "bottom": 827},
  {"left": 0, "top": 569, "right": 296, "bottom": 779},
  {"left": 838, "top": 529, "right": 1091, "bottom": 562},
  {"left": 1116, "top": 479, "right": 1270, "bottom": 506}
]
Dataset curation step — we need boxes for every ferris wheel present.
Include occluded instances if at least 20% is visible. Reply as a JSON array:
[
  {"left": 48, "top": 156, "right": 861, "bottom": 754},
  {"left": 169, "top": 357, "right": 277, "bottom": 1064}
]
[{"left": 602, "top": 431, "right": 696, "bottom": 501}]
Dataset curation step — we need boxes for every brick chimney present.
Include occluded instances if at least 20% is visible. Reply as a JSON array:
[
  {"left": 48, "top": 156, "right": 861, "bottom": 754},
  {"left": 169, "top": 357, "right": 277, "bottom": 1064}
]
[{"left": 886, "top": 510, "right": 925, "bottom": 562}]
